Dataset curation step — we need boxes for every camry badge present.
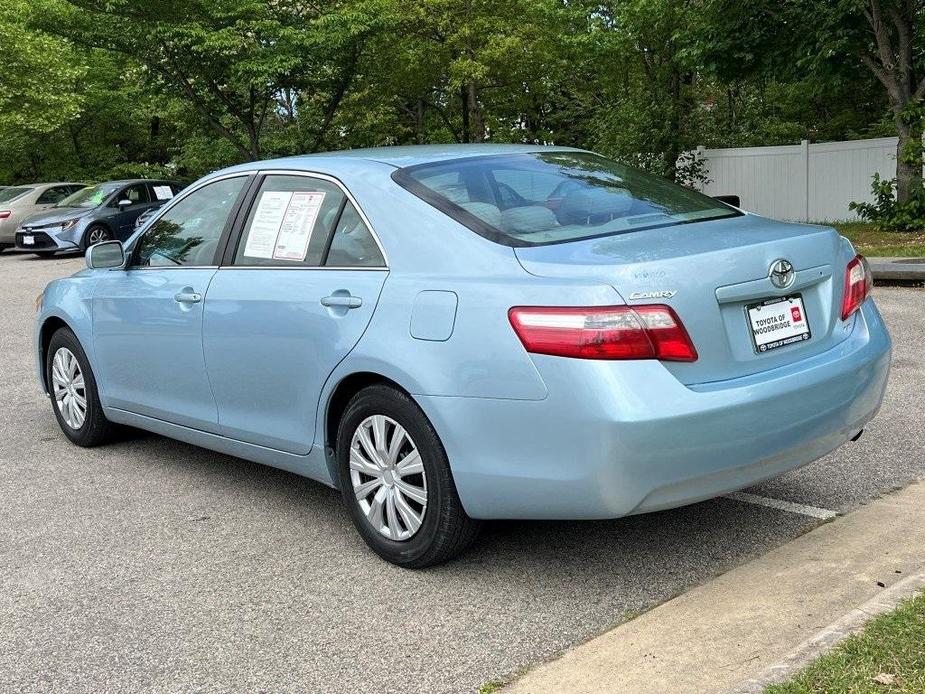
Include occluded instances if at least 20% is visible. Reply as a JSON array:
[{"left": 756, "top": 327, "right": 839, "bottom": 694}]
[
  {"left": 629, "top": 290, "right": 677, "bottom": 300},
  {"left": 769, "top": 259, "right": 795, "bottom": 289}
]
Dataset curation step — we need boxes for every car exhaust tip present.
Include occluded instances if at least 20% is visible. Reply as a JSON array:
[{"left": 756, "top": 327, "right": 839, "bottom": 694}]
[{"left": 851, "top": 429, "right": 864, "bottom": 442}]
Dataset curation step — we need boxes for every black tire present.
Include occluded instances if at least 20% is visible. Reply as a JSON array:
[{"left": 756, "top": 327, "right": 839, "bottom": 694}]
[
  {"left": 46, "top": 327, "right": 117, "bottom": 447},
  {"left": 81, "top": 224, "right": 110, "bottom": 251},
  {"left": 336, "top": 385, "right": 481, "bottom": 568}
]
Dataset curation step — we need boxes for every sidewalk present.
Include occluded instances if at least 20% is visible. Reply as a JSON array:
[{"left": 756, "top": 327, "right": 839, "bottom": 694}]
[
  {"left": 870, "top": 256, "right": 925, "bottom": 282},
  {"left": 503, "top": 481, "right": 925, "bottom": 694}
]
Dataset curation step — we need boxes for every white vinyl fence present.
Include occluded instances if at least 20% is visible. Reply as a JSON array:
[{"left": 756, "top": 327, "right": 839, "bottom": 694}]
[{"left": 694, "top": 136, "right": 899, "bottom": 223}]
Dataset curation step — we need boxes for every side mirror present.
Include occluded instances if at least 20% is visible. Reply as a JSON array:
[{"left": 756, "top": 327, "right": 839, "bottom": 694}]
[
  {"left": 86, "top": 240, "right": 125, "bottom": 269},
  {"left": 117, "top": 199, "right": 133, "bottom": 209}
]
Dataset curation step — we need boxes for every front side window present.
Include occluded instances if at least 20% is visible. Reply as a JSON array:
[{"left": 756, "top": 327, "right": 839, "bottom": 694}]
[
  {"left": 133, "top": 176, "right": 247, "bottom": 267},
  {"left": 116, "top": 184, "right": 149, "bottom": 206},
  {"left": 393, "top": 152, "right": 740, "bottom": 247},
  {"left": 233, "top": 175, "right": 346, "bottom": 267}
]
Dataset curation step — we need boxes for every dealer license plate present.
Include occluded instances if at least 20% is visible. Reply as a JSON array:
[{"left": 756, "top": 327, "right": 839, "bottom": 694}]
[
  {"left": 746, "top": 295, "right": 811, "bottom": 353},
  {"left": 22, "top": 235, "right": 34, "bottom": 245}
]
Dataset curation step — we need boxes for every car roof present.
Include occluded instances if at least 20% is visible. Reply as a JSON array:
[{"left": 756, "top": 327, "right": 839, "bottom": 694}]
[
  {"left": 222, "top": 144, "right": 587, "bottom": 176},
  {"left": 20, "top": 182, "right": 87, "bottom": 188},
  {"left": 100, "top": 179, "right": 175, "bottom": 186}
]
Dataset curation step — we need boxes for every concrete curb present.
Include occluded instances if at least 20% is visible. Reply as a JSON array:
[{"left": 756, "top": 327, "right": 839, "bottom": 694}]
[
  {"left": 870, "top": 257, "right": 925, "bottom": 282},
  {"left": 729, "top": 572, "right": 925, "bottom": 693},
  {"left": 502, "top": 482, "right": 925, "bottom": 694}
]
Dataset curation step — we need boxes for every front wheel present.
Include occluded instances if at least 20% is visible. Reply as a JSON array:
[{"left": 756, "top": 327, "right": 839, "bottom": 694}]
[
  {"left": 336, "top": 385, "right": 481, "bottom": 568},
  {"left": 46, "top": 327, "right": 117, "bottom": 447},
  {"left": 82, "top": 225, "right": 110, "bottom": 250}
]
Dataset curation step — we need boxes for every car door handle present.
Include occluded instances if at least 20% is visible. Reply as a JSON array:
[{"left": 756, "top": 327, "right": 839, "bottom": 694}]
[
  {"left": 174, "top": 291, "right": 202, "bottom": 304},
  {"left": 320, "top": 294, "right": 362, "bottom": 309}
]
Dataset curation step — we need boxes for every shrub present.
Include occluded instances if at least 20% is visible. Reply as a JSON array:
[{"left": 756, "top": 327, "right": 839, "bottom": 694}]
[{"left": 850, "top": 173, "right": 925, "bottom": 232}]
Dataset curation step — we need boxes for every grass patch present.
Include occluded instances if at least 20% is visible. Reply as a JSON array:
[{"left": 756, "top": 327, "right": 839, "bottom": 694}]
[
  {"left": 766, "top": 591, "right": 925, "bottom": 693},
  {"left": 829, "top": 222, "right": 925, "bottom": 257}
]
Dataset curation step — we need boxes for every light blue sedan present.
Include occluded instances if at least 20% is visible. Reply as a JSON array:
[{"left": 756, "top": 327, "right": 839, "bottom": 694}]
[{"left": 34, "top": 145, "right": 891, "bottom": 567}]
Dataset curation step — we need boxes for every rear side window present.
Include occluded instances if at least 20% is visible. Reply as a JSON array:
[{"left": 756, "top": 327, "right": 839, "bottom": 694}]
[
  {"left": 149, "top": 182, "right": 177, "bottom": 202},
  {"left": 0, "top": 187, "right": 33, "bottom": 203},
  {"left": 325, "top": 202, "right": 385, "bottom": 267},
  {"left": 393, "top": 152, "right": 740, "bottom": 247},
  {"left": 37, "top": 186, "right": 74, "bottom": 204},
  {"left": 234, "top": 175, "right": 346, "bottom": 267},
  {"left": 133, "top": 176, "right": 248, "bottom": 267}
]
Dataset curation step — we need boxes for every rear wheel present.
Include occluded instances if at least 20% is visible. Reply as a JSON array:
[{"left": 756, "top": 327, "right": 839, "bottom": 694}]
[
  {"left": 46, "top": 327, "right": 116, "bottom": 447},
  {"left": 336, "top": 385, "right": 481, "bottom": 568}
]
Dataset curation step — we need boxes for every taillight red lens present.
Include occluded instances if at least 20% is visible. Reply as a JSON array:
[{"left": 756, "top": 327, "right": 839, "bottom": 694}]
[
  {"left": 0, "top": 211, "right": 10, "bottom": 219},
  {"left": 508, "top": 305, "right": 698, "bottom": 361},
  {"left": 841, "top": 254, "right": 873, "bottom": 320}
]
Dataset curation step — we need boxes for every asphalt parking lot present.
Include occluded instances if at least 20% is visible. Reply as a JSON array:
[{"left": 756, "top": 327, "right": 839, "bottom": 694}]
[{"left": 1, "top": 251, "right": 923, "bottom": 694}]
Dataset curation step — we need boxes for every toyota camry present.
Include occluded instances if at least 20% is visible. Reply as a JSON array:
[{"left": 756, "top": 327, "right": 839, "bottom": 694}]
[{"left": 34, "top": 145, "right": 891, "bottom": 567}]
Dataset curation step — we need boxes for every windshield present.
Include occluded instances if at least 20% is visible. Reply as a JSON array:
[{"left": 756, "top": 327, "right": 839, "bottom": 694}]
[
  {"left": 57, "top": 183, "right": 119, "bottom": 209},
  {"left": 0, "top": 187, "right": 33, "bottom": 204},
  {"left": 393, "top": 152, "right": 740, "bottom": 247}
]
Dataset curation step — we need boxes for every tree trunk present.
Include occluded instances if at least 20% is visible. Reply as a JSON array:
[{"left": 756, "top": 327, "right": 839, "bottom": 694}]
[
  {"left": 460, "top": 85, "right": 470, "bottom": 143},
  {"left": 415, "top": 98, "right": 425, "bottom": 144},
  {"left": 466, "top": 82, "right": 484, "bottom": 142},
  {"left": 894, "top": 120, "right": 922, "bottom": 203}
]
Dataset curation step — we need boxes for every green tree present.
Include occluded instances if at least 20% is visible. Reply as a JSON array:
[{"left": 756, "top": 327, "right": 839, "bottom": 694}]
[
  {"left": 36, "top": 0, "right": 390, "bottom": 161},
  {"left": 701, "top": 0, "right": 924, "bottom": 203}
]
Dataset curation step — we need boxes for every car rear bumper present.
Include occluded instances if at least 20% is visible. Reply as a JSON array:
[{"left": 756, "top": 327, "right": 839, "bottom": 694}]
[{"left": 417, "top": 299, "right": 891, "bottom": 520}]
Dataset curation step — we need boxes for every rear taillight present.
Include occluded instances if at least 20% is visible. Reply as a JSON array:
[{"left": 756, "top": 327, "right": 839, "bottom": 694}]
[
  {"left": 841, "top": 254, "right": 873, "bottom": 320},
  {"left": 508, "top": 305, "right": 698, "bottom": 361},
  {"left": 0, "top": 211, "right": 10, "bottom": 219}
]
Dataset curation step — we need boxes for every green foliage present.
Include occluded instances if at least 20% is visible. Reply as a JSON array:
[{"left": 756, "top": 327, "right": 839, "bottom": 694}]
[
  {"left": 767, "top": 591, "right": 925, "bottom": 693},
  {"left": 0, "top": 0, "right": 915, "bottom": 191},
  {"left": 850, "top": 174, "right": 925, "bottom": 232}
]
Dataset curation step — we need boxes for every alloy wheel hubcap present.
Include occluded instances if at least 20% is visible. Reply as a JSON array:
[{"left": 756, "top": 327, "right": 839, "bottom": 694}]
[
  {"left": 88, "top": 228, "right": 107, "bottom": 245},
  {"left": 52, "top": 347, "right": 87, "bottom": 430},
  {"left": 350, "top": 415, "right": 427, "bottom": 541}
]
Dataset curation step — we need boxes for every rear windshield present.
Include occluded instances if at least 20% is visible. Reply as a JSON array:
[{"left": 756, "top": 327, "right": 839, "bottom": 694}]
[
  {"left": 392, "top": 152, "right": 740, "bottom": 247},
  {"left": 0, "top": 187, "right": 33, "bottom": 203}
]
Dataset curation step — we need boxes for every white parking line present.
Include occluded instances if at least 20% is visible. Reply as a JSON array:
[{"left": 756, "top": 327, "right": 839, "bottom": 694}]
[{"left": 724, "top": 491, "right": 839, "bottom": 520}]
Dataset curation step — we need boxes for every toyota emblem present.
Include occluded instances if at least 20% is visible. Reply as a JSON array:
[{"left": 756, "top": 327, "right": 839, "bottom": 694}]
[{"left": 769, "top": 259, "right": 795, "bottom": 289}]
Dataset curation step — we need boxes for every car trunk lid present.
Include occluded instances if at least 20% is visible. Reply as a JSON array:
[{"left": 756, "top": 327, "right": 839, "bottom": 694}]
[{"left": 514, "top": 214, "right": 850, "bottom": 385}]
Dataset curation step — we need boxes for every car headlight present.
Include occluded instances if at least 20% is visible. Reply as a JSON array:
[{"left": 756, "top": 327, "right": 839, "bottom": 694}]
[{"left": 61, "top": 218, "right": 80, "bottom": 231}]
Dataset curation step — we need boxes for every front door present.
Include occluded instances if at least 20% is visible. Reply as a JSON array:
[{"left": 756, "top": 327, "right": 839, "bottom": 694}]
[
  {"left": 92, "top": 175, "right": 251, "bottom": 430},
  {"left": 107, "top": 183, "right": 155, "bottom": 239},
  {"left": 202, "top": 173, "right": 388, "bottom": 454}
]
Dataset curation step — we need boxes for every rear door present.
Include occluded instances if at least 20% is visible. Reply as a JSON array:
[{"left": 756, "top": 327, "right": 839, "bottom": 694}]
[{"left": 202, "top": 172, "right": 388, "bottom": 454}]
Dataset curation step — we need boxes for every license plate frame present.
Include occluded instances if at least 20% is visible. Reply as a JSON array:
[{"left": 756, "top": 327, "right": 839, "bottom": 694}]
[{"left": 746, "top": 294, "right": 811, "bottom": 354}]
